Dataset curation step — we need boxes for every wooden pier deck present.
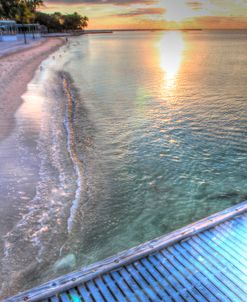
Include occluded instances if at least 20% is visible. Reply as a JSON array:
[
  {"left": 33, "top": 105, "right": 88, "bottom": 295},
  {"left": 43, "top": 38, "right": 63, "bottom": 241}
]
[{"left": 4, "top": 201, "right": 247, "bottom": 302}]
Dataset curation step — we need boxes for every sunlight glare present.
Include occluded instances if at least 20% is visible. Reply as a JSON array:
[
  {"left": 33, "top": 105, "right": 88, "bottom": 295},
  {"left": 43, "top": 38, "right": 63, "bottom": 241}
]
[{"left": 158, "top": 31, "right": 185, "bottom": 89}]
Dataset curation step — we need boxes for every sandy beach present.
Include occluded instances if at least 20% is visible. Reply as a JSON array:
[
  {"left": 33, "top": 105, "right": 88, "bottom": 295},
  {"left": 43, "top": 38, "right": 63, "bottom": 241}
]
[
  {"left": 0, "top": 38, "right": 65, "bottom": 142},
  {"left": 0, "top": 37, "right": 67, "bottom": 298}
]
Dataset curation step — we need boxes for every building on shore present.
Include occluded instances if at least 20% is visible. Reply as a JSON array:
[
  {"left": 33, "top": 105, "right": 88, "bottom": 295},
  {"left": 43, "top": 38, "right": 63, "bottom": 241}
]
[
  {"left": 0, "top": 20, "right": 17, "bottom": 41},
  {"left": 0, "top": 20, "right": 41, "bottom": 42}
]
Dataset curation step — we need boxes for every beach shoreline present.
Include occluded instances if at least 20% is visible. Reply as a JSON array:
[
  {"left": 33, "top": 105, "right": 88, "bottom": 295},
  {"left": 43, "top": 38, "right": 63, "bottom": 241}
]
[
  {"left": 0, "top": 38, "right": 65, "bottom": 142},
  {"left": 0, "top": 37, "right": 70, "bottom": 299}
]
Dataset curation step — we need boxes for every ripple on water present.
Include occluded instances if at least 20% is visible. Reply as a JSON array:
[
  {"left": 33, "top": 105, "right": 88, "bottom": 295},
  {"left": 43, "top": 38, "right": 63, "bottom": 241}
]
[{"left": 1, "top": 30, "right": 247, "bottom": 298}]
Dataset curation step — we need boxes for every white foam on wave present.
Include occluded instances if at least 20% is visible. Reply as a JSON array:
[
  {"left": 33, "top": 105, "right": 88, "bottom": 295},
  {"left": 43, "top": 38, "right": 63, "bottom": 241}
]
[{"left": 1, "top": 46, "right": 79, "bottom": 283}]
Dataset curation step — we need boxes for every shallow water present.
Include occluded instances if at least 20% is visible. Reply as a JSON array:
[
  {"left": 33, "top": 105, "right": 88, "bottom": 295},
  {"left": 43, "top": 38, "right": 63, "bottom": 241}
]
[{"left": 1, "top": 30, "right": 247, "bottom": 297}]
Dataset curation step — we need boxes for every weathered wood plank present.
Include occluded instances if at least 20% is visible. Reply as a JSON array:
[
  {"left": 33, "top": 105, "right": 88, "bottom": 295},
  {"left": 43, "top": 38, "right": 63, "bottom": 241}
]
[
  {"left": 189, "top": 237, "right": 247, "bottom": 292},
  {"left": 125, "top": 264, "right": 160, "bottom": 301},
  {"left": 181, "top": 241, "right": 247, "bottom": 301},
  {"left": 147, "top": 255, "right": 203, "bottom": 302},
  {"left": 110, "top": 271, "right": 138, "bottom": 302},
  {"left": 140, "top": 258, "right": 186, "bottom": 302},
  {"left": 197, "top": 233, "right": 247, "bottom": 277},
  {"left": 68, "top": 289, "right": 82, "bottom": 302},
  {"left": 60, "top": 293, "right": 71, "bottom": 302},
  {"left": 134, "top": 259, "right": 175, "bottom": 302},
  {"left": 101, "top": 275, "right": 126, "bottom": 302},
  {"left": 173, "top": 244, "right": 235, "bottom": 302},
  {"left": 163, "top": 248, "right": 219, "bottom": 302},
  {"left": 86, "top": 281, "right": 105, "bottom": 302},
  {"left": 119, "top": 268, "right": 148, "bottom": 302},
  {"left": 77, "top": 285, "right": 92, "bottom": 302},
  {"left": 94, "top": 278, "right": 115, "bottom": 302}
]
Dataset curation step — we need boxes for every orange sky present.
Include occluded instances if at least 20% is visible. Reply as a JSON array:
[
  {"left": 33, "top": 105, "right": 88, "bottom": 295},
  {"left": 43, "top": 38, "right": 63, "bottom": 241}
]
[{"left": 42, "top": 0, "right": 247, "bottom": 29}]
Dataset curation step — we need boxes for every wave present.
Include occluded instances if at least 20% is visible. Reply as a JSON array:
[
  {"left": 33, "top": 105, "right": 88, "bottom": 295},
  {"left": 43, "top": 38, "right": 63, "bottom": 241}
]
[{"left": 0, "top": 65, "right": 88, "bottom": 297}]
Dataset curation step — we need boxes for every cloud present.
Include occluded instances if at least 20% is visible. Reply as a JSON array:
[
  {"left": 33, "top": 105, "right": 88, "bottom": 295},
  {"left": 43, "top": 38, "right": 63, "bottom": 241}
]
[
  {"left": 45, "top": 0, "right": 156, "bottom": 5},
  {"left": 186, "top": 1, "right": 203, "bottom": 10},
  {"left": 184, "top": 15, "right": 247, "bottom": 28},
  {"left": 113, "top": 7, "right": 165, "bottom": 17}
]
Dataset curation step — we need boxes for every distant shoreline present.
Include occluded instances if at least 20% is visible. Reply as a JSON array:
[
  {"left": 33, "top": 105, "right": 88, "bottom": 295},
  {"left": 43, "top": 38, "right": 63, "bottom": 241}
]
[
  {"left": 84, "top": 28, "right": 247, "bottom": 32},
  {"left": 0, "top": 37, "right": 65, "bottom": 142}
]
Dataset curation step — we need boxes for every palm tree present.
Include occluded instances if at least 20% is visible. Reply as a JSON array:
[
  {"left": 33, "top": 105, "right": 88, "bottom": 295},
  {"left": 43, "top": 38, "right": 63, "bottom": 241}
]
[
  {"left": 81, "top": 16, "right": 89, "bottom": 29},
  {"left": 26, "top": 0, "right": 43, "bottom": 13},
  {"left": 0, "top": 0, "right": 18, "bottom": 19},
  {"left": 0, "top": 0, "right": 42, "bottom": 20}
]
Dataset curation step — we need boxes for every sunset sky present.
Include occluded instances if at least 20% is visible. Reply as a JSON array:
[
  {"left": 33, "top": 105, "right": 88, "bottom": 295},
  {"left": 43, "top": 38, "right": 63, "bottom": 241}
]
[{"left": 42, "top": 0, "right": 247, "bottom": 30}]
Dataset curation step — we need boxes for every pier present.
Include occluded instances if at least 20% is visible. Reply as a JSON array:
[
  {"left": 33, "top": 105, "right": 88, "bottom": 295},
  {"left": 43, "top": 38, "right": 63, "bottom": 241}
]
[{"left": 4, "top": 200, "right": 247, "bottom": 302}]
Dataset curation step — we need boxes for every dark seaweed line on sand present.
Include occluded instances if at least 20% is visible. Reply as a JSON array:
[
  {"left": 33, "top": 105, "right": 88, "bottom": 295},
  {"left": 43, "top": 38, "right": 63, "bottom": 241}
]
[{"left": 61, "top": 72, "right": 86, "bottom": 234}]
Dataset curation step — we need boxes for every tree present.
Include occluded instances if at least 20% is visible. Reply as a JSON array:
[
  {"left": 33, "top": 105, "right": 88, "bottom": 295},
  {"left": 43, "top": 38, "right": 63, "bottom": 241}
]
[
  {"left": 63, "top": 13, "right": 89, "bottom": 31},
  {"left": 0, "top": 1, "right": 89, "bottom": 33},
  {"left": 81, "top": 16, "right": 89, "bottom": 29},
  {"left": 16, "top": 1, "right": 34, "bottom": 23},
  {"left": 26, "top": 0, "right": 43, "bottom": 13},
  {"left": 0, "top": 0, "right": 43, "bottom": 21},
  {"left": 35, "top": 11, "right": 63, "bottom": 32},
  {"left": 0, "top": 0, "right": 19, "bottom": 19},
  {"left": 35, "top": 12, "right": 89, "bottom": 32}
]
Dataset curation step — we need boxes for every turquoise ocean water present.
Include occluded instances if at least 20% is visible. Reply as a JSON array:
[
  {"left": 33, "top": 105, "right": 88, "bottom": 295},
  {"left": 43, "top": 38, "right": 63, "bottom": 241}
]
[{"left": 0, "top": 30, "right": 247, "bottom": 297}]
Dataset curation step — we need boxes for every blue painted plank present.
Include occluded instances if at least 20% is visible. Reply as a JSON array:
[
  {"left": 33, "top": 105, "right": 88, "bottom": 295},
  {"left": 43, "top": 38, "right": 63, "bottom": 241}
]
[
  {"left": 181, "top": 240, "right": 247, "bottom": 301},
  {"left": 191, "top": 236, "right": 247, "bottom": 290},
  {"left": 160, "top": 248, "right": 217, "bottom": 302},
  {"left": 168, "top": 246, "right": 227, "bottom": 302},
  {"left": 212, "top": 223, "right": 247, "bottom": 247},
  {"left": 232, "top": 216, "right": 247, "bottom": 227},
  {"left": 77, "top": 285, "right": 93, "bottom": 302},
  {"left": 197, "top": 233, "right": 247, "bottom": 278},
  {"left": 133, "top": 260, "right": 174, "bottom": 301},
  {"left": 218, "top": 222, "right": 247, "bottom": 243},
  {"left": 232, "top": 217, "right": 247, "bottom": 232},
  {"left": 237, "top": 216, "right": 247, "bottom": 227},
  {"left": 222, "top": 218, "right": 247, "bottom": 233},
  {"left": 68, "top": 289, "right": 82, "bottom": 302},
  {"left": 202, "top": 231, "right": 247, "bottom": 269},
  {"left": 60, "top": 293, "right": 71, "bottom": 302},
  {"left": 110, "top": 270, "right": 139, "bottom": 302},
  {"left": 102, "top": 274, "right": 127, "bottom": 302},
  {"left": 86, "top": 280, "right": 105, "bottom": 302},
  {"left": 125, "top": 264, "right": 160, "bottom": 301},
  {"left": 229, "top": 222, "right": 247, "bottom": 239},
  {"left": 119, "top": 268, "right": 149, "bottom": 301},
  {"left": 148, "top": 254, "right": 202, "bottom": 302},
  {"left": 94, "top": 277, "right": 115, "bottom": 302},
  {"left": 216, "top": 224, "right": 247, "bottom": 250},
  {"left": 140, "top": 257, "right": 184, "bottom": 302},
  {"left": 51, "top": 297, "right": 59, "bottom": 302},
  {"left": 175, "top": 243, "right": 241, "bottom": 302}
]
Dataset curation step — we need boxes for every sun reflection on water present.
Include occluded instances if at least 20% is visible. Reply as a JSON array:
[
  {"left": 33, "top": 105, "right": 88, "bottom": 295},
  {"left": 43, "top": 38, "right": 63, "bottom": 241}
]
[{"left": 158, "top": 31, "right": 185, "bottom": 90}]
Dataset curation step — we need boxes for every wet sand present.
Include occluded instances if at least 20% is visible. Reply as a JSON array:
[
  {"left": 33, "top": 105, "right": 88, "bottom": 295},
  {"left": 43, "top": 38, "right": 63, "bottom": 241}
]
[
  {"left": 0, "top": 38, "right": 65, "bottom": 298},
  {"left": 0, "top": 38, "right": 65, "bottom": 142}
]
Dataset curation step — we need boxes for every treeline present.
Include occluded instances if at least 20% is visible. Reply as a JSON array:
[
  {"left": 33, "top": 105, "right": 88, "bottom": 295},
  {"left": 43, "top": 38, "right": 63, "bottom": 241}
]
[
  {"left": 0, "top": 0, "right": 88, "bottom": 31},
  {"left": 36, "top": 12, "right": 89, "bottom": 32}
]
